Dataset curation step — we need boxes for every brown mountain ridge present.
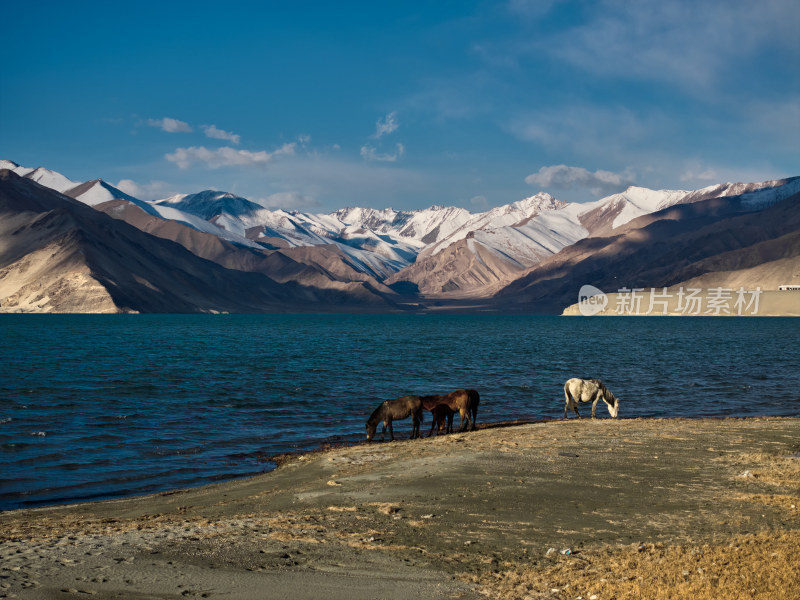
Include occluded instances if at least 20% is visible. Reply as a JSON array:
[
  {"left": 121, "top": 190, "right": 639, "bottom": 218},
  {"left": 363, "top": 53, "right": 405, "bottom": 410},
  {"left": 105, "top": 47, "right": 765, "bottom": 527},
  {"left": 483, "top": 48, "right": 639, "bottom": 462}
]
[
  {"left": 2, "top": 167, "right": 799, "bottom": 314},
  {"left": 492, "top": 186, "right": 800, "bottom": 313},
  {"left": 0, "top": 170, "right": 399, "bottom": 313}
]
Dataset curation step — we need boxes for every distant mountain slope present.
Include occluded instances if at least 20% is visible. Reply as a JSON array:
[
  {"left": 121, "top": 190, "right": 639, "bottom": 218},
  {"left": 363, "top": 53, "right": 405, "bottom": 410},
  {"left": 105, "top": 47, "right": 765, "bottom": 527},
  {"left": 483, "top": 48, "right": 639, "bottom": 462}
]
[
  {"left": 0, "top": 159, "right": 79, "bottom": 193},
  {"left": 96, "top": 198, "right": 398, "bottom": 301},
  {"left": 3, "top": 159, "right": 799, "bottom": 314},
  {"left": 387, "top": 187, "right": 705, "bottom": 296},
  {"left": 155, "top": 190, "right": 266, "bottom": 221},
  {"left": 492, "top": 179, "right": 800, "bottom": 313},
  {"left": 389, "top": 179, "right": 800, "bottom": 297},
  {"left": 0, "top": 171, "right": 398, "bottom": 313}
]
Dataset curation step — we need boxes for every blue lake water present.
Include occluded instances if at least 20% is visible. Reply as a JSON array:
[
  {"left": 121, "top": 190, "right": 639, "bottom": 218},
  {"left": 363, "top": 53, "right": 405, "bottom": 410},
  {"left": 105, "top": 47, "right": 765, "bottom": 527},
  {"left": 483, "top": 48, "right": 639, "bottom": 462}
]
[{"left": 1, "top": 314, "right": 798, "bottom": 510}]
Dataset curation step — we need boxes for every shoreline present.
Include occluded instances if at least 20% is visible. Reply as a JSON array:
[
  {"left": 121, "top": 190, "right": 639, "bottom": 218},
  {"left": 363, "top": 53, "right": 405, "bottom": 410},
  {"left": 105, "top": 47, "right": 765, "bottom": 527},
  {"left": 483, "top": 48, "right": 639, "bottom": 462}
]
[
  {"left": 8, "top": 414, "right": 790, "bottom": 514},
  {"left": 1, "top": 414, "right": 795, "bottom": 513},
  {"left": 2, "top": 416, "right": 799, "bottom": 599}
]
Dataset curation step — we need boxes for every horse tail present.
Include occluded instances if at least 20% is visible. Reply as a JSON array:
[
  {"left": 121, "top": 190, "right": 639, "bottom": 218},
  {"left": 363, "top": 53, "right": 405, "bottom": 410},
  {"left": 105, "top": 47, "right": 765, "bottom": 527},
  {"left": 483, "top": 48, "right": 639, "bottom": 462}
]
[
  {"left": 564, "top": 381, "right": 575, "bottom": 404},
  {"left": 564, "top": 381, "right": 571, "bottom": 416}
]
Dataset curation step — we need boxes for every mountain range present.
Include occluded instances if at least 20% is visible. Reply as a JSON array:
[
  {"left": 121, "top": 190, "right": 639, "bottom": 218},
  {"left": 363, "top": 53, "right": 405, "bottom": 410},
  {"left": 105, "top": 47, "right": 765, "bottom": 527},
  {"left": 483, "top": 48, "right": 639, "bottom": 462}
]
[{"left": 1, "top": 158, "right": 798, "bottom": 314}]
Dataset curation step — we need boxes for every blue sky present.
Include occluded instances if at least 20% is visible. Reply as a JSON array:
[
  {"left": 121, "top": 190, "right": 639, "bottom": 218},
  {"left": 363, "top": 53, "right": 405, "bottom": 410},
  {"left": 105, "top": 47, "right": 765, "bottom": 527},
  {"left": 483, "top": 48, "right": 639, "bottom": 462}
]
[{"left": 2, "top": 0, "right": 798, "bottom": 212}]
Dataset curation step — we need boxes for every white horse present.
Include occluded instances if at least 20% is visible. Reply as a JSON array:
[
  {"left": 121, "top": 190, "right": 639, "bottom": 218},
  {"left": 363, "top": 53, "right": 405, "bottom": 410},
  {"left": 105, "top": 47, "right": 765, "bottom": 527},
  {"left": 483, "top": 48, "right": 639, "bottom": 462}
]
[{"left": 563, "top": 378, "right": 620, "bottom": 419}]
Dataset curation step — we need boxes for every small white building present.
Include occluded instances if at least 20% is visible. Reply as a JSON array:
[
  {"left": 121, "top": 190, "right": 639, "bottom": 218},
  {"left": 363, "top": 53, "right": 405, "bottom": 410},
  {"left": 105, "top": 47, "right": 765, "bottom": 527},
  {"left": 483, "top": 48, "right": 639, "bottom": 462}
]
[{"left": 778, "top": 284, "right": 800, "bottom": 291}]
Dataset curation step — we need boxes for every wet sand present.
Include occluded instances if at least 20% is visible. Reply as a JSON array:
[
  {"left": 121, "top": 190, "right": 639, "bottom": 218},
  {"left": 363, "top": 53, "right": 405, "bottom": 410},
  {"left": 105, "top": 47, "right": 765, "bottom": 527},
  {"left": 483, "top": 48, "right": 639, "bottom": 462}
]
[{"left": 1, "top": 417, "right": 798, "bottom": 599}]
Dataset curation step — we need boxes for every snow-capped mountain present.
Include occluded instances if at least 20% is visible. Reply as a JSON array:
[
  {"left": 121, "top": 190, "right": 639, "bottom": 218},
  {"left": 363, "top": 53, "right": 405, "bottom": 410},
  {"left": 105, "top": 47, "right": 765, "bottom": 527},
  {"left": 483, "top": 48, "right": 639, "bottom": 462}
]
[
  {"left": 497, "top": 178, "right": 800, "bottom": 314},
  {"left": 153, "top": 197, "right": 474, "bottom": 279},
  {"left": 0, "top": 160, "right": 78, "bottom": 193},
  {"left": 0, "top": 160, "right": 163, "bottom": 218},
  {"left": 155, "top": 190, "right": 266, "bottom": 221},
  {"left": 64, "top": 179, "right": 159, "bottom": 214},
  {"left": 5, "top": 159, "right": 798, "bottom": 301}
]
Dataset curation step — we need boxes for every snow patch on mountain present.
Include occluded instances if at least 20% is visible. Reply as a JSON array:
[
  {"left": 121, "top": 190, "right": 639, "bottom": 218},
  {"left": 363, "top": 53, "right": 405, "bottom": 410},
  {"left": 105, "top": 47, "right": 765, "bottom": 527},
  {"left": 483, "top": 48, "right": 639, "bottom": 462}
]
[
  {"left": 6, "top": 158, "right": 799, "bottom": 293},
  {"left": 0, "top": 161, "right": 78, "bottom": 192},
  {"left": 25, "top": 167, "right": 78, "bottom": 193},
  {"left": 66, "top": 180, "right": 138, "bottom": 206},
  {"left": 0, "top": 160, "right": 32, "bottom": 176},
  {"left": 602, "top": 187, "right": 690, "bottom": 229},
  {"left": 422, "top": 193, "right": 565, "bottom": 258},
  {"left": 738, "top": 177, "right": 800, "bottom": 210},
  {"left": 156, "top": 190, "right": 266, "bottom": 221}
]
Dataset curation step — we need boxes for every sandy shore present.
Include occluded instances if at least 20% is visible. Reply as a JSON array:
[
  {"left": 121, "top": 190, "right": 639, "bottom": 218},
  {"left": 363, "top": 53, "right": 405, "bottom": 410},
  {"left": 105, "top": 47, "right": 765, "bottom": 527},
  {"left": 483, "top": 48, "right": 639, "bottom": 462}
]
[{"left": 2, "top": 417, "right": 799, "bottom": 599}]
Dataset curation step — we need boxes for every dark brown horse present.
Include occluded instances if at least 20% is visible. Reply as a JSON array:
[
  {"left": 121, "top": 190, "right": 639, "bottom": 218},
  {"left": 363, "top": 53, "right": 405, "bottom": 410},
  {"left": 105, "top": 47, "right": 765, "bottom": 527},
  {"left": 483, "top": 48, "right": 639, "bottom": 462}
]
[
  {"left": 421, "top": 389, "right": 480, "bottom": 433},
  {"left": 427, "top": 404, "right": 456, "bottom": 437},
  {"left": 366, "top": 395, "right": 424, "bottom": 442}
]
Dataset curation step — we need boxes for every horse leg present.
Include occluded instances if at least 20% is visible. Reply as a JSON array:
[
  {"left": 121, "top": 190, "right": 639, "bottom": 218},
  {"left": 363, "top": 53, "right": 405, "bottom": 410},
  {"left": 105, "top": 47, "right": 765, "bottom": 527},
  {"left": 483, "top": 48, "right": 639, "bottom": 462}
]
[
  {"left": 387, "top": 418, "right": 395, "bottom": 441},
  {"left": 591, "top": 393, "right": 599, "bottom": 418},
  {"left": 458, "top": 408, "right": 469, "bottom": 432},
  {"left": 411, "top": 410, "right": 421, "bottom": 439},
  {"left": 381, "top": 420, "right": 387, "bottom": 442},
  {"left": 436, "top": 411, "right": 449, "bottom": 436},
  {"left": 568, "top": 391, "right": 581, "bottom": 418},
  {"left": 470, "top": 405, "right": 478, "bottom": 431},
  {"left": 427, "top": 413, "right": 437, "bottom": 437}
]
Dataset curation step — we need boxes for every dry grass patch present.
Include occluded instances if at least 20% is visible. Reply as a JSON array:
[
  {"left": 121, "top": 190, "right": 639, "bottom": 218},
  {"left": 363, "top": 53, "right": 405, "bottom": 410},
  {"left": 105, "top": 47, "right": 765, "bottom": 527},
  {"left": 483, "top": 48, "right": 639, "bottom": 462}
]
[
  {"left": 728, "top": 452, "right": 800, "bottom": 487},
  {"left": 476, "top": 531, "right": 800, "bottom": 600}
]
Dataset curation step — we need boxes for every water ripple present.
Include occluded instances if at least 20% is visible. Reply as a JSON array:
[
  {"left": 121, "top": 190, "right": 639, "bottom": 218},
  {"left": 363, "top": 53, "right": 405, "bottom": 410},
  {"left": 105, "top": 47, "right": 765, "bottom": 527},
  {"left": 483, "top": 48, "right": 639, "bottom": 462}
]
[{"left": 1, "top": 314, "right": 798, "bottom": 509}]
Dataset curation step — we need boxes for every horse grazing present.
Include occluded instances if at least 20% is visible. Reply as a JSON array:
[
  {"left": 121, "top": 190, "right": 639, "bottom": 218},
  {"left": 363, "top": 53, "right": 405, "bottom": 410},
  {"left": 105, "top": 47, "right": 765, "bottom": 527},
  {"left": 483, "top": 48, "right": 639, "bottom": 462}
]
[
  {"left": 366, "top": 395, "right": 424, "bottom": 442},
  {"left": 563, "top": 378, "right": 620, "bottom": 419},
  {"left": 421, "top": 389, "right": 480, "bottom": 433}
]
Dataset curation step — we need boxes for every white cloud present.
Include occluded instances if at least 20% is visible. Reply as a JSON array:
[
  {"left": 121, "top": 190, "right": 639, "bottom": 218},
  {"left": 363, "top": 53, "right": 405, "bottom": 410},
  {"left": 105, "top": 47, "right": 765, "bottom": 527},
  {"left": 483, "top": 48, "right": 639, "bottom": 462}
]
[
  {"left": 115, "top": 179, "right": 174, "bottom": 201},
  {"left": 146, "top": 117, "right": 193, "bottom": 133},
  {"left": 525, "top": 165, "right": 635, "bottom": 196},
  {"left": 360, "top": 143, "right": 405, "bottom": 162},
  {"left": 165, "top": 144, "right": 296, "bottom": 169},
  {"left": 202, "top": 125, "right": 241, "bottom": 145},
  {"left": 544, "top": 0, "right": 798, "bottom": 93},
  {"left": 374, "top": 112, "right": 399, "bottom": 138}
]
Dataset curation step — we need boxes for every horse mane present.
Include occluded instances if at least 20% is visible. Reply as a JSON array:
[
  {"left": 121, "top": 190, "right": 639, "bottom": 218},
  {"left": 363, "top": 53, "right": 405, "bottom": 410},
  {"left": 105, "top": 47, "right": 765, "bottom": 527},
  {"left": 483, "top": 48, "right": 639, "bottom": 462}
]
[
  {"left": 367, "top": 401, "right": 385, "bottom": 425},
  {"left": 595, "top": 380, "right": 618, "bottom": 406}
]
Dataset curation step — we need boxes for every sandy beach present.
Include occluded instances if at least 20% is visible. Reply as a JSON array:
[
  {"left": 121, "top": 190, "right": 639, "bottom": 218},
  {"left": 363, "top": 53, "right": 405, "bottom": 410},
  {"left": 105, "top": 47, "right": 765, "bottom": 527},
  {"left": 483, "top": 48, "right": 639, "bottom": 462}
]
[{"left": 1, "top": 417, "right": 799, "bottom": 599}]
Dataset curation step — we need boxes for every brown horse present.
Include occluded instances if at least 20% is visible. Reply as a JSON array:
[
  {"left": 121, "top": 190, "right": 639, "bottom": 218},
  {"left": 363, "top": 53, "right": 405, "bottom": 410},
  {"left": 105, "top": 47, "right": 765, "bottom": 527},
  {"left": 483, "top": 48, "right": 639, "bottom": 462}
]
[
  {"left": 366, "top": 395, "right": 424, "bottom": 442},
  {"left": 421, "top": 389, "right": 480, "bottom": 433},
  {"left": 427, "top": 404, "right": 456, "bottom": 437}
]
